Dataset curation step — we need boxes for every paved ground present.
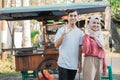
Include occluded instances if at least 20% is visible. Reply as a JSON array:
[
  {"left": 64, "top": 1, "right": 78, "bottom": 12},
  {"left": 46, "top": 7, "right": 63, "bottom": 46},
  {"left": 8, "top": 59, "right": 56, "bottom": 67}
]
[
  {"left": 0, "top": 73, "right": 120, "bottom": 80},
  {"left": 0, "top": 55, "right": 120, "bottom": 80},
  {"left": 106, "top": 56, "right": 120, "bottom": 72},
  {"left": 74, "top": 73, "right": 120, "bottom": 80}
]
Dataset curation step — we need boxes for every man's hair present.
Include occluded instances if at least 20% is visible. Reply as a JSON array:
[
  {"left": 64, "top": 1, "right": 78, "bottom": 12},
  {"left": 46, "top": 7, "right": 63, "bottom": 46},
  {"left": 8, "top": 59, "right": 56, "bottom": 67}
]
[{"left": 66, "top": 9, "right": 77, "bottom": 15}]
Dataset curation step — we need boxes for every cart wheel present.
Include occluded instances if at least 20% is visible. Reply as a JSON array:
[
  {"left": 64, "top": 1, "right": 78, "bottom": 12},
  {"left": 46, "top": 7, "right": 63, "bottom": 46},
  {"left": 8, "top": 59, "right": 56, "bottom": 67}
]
[{"left": 36, "top": 58, "right": 58, "bottom": 80}]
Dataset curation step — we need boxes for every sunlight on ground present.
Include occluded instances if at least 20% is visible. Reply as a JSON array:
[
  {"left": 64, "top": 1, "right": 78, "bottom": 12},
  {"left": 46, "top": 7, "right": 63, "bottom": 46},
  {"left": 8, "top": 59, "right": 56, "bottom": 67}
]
[
  {"left": 106, "top": 52, "right": 120, "bottom": 56},
  {"left": 113, "top": 72, "right": 120, "bottom": 74}
]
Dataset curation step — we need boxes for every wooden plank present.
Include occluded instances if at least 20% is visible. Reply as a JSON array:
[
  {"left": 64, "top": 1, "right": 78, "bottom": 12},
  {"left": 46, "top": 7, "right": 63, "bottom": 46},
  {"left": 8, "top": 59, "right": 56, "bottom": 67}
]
[{"left": 15, "top": 53, "right": 44, "bottom": 71}]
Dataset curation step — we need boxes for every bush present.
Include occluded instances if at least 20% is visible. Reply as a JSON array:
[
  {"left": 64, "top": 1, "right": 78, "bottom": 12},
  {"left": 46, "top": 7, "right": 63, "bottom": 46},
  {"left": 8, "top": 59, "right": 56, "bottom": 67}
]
[
  {"left": 0, "top": 58, "right": 15, "bottom": 72},
  {"left": 31, "top": 30, "right": 40, "bottom": 47}
]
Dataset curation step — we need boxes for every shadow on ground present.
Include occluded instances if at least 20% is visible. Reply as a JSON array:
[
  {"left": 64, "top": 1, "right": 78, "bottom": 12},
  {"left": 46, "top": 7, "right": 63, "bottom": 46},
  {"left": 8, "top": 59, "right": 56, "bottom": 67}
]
[{"left": 0, "top": 74, "right": 120, "bottom": 80}]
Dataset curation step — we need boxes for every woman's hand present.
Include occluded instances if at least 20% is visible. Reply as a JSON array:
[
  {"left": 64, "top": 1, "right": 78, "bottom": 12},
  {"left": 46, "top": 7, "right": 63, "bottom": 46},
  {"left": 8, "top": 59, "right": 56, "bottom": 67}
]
[{"left": 102, "top": 71, "right": 107, "bottom": 76}]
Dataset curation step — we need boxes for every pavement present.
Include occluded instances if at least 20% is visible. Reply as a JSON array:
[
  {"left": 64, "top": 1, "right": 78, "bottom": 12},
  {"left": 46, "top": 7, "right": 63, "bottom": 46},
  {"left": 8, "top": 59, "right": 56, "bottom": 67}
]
[
  {"left": 0, "top": 55, "right": 120, "bottom": 80},
  {"left": 74, "top": 73, "right": 120, "bottom": 80},
  {"left": 0, "top": 73, "right": 120, "bottom": 80},
  {"left": 106, "top": 56, "right": 120, "bottom": 73},
  {"left": 74, "top": 55, "right": 120, "bottom": 80}
]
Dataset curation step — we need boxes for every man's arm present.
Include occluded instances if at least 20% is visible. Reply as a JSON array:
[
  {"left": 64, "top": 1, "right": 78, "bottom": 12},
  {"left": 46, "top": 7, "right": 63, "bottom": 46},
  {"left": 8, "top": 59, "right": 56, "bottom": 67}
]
[
  {"left": 54, "top": 27, "right": 72, "bottom": 48},
  {"left": 78, "top": 45, "right": 82, "bottom": 73},
  {"left": 79, "top": 46, "right": 82, "bottom": 63}
]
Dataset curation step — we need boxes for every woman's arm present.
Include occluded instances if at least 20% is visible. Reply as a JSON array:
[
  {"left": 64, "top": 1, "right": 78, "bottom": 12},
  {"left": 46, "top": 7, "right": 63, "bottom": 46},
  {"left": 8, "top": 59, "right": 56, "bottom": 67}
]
[{"left": 102, "top": 57, "right": 107, "bottom": 75}]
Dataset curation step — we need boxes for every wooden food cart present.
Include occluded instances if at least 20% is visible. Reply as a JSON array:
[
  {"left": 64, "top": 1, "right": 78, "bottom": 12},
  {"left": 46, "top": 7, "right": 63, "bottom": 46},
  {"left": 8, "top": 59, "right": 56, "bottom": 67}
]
[
  {"left": 0, "top": 1, "right": 110, "bottom": 80},
  {"left": 15, "top": 47, "right": 58, "bottom": 80}
]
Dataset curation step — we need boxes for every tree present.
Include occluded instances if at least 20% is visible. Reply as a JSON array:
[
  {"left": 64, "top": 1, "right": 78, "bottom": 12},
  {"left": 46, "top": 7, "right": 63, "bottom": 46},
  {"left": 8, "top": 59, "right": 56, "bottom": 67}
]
[
  {"left": 110, "top": 21, "right": 120, "bottom": 52},
  {"left": 109, "top": 0, "right": 120, "bottom": 22},
  {"left": 22, "top": 0, "right": 32, "bottom": 47},
  {"left": 108, "top": 0, "right": 120, "bottom": 52}
]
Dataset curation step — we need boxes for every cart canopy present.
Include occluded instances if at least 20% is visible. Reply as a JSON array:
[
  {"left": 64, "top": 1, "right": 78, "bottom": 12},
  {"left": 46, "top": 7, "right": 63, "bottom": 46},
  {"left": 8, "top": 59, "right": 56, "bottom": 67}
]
[{"left": 0, "top": 1, "right": 110, "bottom": 21}]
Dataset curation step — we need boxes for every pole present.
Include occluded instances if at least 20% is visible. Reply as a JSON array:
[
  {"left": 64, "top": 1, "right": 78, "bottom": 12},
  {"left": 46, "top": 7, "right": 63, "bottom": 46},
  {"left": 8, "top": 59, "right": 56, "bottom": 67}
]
[{"left": 1, "top": 0, "right": 7, "bottom": 60}]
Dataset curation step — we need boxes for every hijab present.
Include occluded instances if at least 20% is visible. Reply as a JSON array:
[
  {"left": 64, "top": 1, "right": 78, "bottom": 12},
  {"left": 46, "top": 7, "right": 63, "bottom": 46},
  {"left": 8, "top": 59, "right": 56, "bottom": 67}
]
[{"left": 85, "top": 15, "right": 105, "bottom": 50}]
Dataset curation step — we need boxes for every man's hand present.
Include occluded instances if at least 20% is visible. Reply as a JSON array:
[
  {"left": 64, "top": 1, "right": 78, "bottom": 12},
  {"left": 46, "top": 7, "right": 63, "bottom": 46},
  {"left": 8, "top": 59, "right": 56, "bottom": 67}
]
[
  {"left": 64, "top": 26, "right": 72, "bottom": 34},
  {"left": 78, "top": 63, "right": 82, "bottom": 73}
]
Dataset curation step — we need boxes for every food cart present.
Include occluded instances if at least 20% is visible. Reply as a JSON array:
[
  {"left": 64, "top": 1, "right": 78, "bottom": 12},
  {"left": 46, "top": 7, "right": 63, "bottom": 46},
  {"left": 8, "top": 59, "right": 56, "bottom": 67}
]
[{"left": 0, "top": 1, "right": 110, "bottom": 80}]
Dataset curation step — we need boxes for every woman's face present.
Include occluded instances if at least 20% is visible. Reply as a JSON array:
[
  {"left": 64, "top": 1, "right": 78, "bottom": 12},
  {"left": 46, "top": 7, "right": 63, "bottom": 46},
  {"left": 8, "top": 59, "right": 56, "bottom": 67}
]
[{"left": 91, "top": 18, "right": 100, "bottom": 31}]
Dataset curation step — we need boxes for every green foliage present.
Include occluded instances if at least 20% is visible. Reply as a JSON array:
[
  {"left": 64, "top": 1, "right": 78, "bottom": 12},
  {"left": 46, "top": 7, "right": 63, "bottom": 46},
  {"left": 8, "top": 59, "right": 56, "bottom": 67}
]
[
  {"left": 0, "top": 58, "right": 21, "bottom": 77},
  {"left": 116, "top": 25, "right": 120, "bottom": 34},
  {"left": 109, "top": 0, "right": 120, "bottom": 18},
  {"left": 0, "top": 72, "right": 21, "bottom": 78},
  {"left": 31, "top": 30, "right": 39, "bottom": 47},
  {"left": 31, "top": 30, "right": 39, "bottom": 39},
  {"left": 0, "top": 58, "right": 15, "bottom": 72}
]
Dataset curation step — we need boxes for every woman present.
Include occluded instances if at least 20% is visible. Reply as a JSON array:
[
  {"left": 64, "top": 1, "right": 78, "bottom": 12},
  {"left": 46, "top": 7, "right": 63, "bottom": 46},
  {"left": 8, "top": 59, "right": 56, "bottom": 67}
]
[{"left": 82, "top": 16, "right": 107, "bottom": 80}]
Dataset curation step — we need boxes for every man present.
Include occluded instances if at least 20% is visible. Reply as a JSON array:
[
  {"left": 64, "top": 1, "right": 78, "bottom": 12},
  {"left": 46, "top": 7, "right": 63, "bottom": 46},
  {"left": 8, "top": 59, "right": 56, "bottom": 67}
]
[{"left": 54, "top": 10, "right": 82, "bottom": 80}]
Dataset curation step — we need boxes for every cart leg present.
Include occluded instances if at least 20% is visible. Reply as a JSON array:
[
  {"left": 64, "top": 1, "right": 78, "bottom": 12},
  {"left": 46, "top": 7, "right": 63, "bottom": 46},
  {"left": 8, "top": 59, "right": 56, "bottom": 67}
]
[
  {"left": 21, "top": 70, "right": 38, "bottom": 80},
  {"left": 33, "top": 70, "right": 38, "bottom": 78},
  {"left": 21, "top": 71, "right": 27, "bottom": 80},
  {"left": 101, "top": 66, "right": 113, "bottom": 80}
]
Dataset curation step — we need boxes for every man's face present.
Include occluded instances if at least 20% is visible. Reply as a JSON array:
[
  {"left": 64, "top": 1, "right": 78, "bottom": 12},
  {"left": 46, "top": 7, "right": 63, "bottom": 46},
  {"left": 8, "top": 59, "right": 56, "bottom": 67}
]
[{"left": 67, "top": 11, "right": 78, "bottom": 25}]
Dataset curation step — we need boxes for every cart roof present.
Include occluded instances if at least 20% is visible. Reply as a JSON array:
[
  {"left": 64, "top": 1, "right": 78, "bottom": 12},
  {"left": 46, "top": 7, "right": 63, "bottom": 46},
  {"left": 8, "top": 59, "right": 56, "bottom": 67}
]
[{"left": 0, "top": 1, "right": 110, "bottom": 21}]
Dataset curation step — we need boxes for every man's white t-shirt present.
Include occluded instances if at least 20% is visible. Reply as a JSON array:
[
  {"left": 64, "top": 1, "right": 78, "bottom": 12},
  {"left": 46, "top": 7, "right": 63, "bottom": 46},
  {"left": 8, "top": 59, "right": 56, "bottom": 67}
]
[{"left": 54, "top": 26, "right": 82, "bottom": 70}]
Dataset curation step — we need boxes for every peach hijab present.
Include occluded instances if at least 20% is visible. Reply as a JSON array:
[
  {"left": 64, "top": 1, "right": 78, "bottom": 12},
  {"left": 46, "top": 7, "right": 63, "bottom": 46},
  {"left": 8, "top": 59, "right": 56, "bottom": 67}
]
[{"left": 85, "top": 15, "right": 105, "bottom": 50}]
